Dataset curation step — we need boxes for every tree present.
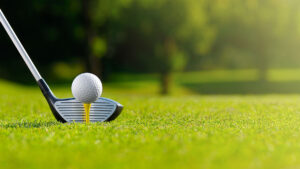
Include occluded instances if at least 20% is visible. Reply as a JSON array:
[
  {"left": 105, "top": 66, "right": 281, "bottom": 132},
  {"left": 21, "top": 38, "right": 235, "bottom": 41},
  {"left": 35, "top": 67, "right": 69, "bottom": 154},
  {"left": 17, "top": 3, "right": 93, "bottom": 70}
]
[
  {"left": 208, "top": 0, "right": 293, "bottom": 81},
  {"left": 118, "top": 0, "right": 216, "bottom": 94},
  {"left": 81, "top": 0, "right": 131, "bottom": 78}
]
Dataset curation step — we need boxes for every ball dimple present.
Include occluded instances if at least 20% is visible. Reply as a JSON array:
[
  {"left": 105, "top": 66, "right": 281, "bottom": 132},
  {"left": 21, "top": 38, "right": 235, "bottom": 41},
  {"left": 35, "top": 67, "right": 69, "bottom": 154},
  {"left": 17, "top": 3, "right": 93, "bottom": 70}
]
[{"left": 71, "top": 73, "right": 103, "bottom": 103}]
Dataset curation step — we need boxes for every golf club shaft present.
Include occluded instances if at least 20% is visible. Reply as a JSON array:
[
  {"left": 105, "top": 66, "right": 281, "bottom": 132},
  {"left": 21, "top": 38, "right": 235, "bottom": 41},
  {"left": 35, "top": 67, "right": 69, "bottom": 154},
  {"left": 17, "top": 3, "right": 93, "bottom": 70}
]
[{"left": 0, "top": 9, "right": 42, "bottom": 81}]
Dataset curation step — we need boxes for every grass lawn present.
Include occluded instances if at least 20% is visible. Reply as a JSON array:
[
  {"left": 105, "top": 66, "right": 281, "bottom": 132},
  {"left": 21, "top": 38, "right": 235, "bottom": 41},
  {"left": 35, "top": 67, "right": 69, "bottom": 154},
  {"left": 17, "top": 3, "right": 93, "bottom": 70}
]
[{"left": 2, "top": 69, "right": 300, "bottom": 169}]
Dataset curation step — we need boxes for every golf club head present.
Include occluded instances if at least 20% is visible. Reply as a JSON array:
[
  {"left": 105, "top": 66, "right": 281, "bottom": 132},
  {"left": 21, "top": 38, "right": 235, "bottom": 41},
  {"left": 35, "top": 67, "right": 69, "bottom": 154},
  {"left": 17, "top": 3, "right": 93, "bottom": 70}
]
[{"left": 38, "top": 79, "right": 123, "bottom": 123}]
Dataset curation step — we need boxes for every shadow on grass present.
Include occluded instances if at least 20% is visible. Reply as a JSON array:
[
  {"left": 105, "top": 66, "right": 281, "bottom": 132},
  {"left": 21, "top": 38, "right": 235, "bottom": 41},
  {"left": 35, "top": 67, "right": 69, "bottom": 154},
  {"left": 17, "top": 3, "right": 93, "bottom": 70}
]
[
  {"left": 181, "top": 81, "right": 300, "bottom": 94},
  {"left": 0, "top": 121, "right": 58, "bottom": 129}
]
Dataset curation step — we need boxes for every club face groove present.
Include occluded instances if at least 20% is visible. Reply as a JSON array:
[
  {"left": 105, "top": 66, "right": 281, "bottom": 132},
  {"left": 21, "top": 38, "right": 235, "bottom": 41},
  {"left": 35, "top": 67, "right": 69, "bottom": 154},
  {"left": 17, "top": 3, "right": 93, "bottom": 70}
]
[{"left": 53, "top": 98, "right": 122, "bottom": 123}]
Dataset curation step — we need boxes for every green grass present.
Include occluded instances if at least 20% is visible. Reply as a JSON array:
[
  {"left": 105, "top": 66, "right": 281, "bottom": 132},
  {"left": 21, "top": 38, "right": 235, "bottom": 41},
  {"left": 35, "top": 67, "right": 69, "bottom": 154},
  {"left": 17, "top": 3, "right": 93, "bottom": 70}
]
[{"left": 2, "top": 69, "right": 300, "bottom": 169}]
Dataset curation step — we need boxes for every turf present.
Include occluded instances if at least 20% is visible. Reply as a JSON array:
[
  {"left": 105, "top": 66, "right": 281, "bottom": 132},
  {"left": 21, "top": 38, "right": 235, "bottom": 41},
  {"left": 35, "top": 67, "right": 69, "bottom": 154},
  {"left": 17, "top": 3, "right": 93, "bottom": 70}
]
[{"left": 2, "top": 70, "right": 300, "bottom": 169}]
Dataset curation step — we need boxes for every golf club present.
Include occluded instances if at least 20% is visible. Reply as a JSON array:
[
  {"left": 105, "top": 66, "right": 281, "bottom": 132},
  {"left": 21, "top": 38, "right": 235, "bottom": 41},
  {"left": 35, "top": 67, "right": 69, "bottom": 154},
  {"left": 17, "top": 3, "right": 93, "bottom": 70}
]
[{"left": 0, "top": 9, "right": 123, "bottom": 123}]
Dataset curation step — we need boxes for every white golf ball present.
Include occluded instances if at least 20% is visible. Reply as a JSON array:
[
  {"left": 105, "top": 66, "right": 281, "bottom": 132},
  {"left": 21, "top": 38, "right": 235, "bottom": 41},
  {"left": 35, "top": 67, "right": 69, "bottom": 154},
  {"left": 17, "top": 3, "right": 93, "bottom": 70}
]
[{"left": 71, "top": 73, "right": 103, "bottom": 103}]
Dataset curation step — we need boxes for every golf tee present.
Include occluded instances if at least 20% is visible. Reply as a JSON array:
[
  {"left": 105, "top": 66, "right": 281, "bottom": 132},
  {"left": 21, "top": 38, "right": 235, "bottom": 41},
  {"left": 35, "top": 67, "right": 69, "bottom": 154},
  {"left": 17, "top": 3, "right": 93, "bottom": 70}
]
[{"left": 84, "top": 103, "right": 91, "bottom": 123}]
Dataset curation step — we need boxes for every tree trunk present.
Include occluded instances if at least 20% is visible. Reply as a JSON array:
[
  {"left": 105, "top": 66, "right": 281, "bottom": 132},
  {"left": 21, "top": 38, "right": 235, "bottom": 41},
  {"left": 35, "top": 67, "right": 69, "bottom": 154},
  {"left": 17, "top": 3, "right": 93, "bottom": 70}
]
[
  {"left": 159, "top": 38, "right": 175, "bottom": 95},
  {"left": 82, "top": 0, "right": 102, "bottom": 77},
  {"left": 160, "top": 72, "right": 171, "bottom": 95},
  {"left": 257, "top": 47, "right": 268, "bottom": 82}
]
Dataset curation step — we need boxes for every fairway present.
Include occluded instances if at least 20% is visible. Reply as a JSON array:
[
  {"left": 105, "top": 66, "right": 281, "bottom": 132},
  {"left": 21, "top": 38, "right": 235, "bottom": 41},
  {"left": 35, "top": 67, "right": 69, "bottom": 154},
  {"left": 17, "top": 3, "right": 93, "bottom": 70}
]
[{"left": 1, "top": 75, "right": 300, "bottom": 169}]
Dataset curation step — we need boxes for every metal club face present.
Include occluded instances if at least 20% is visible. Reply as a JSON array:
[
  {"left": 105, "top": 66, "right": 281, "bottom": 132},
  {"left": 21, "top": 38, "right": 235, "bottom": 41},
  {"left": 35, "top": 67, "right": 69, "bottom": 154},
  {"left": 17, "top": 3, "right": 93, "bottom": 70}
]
[{"left": 53, "top": 98, "right": 123, "bottom": 123}]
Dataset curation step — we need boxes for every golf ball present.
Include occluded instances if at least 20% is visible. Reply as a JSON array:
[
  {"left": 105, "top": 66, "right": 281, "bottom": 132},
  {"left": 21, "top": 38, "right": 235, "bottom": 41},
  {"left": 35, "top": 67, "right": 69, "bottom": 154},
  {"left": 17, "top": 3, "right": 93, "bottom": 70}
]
[{"left": 71, "top": 73, "right": 103, "bottom": 103}]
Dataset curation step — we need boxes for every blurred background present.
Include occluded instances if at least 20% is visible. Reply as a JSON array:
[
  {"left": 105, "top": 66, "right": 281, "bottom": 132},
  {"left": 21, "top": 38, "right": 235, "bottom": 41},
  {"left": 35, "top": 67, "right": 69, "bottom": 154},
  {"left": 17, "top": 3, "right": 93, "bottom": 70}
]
[{"left": 1, "top": 0, "right": 300, "bottom": 95}]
